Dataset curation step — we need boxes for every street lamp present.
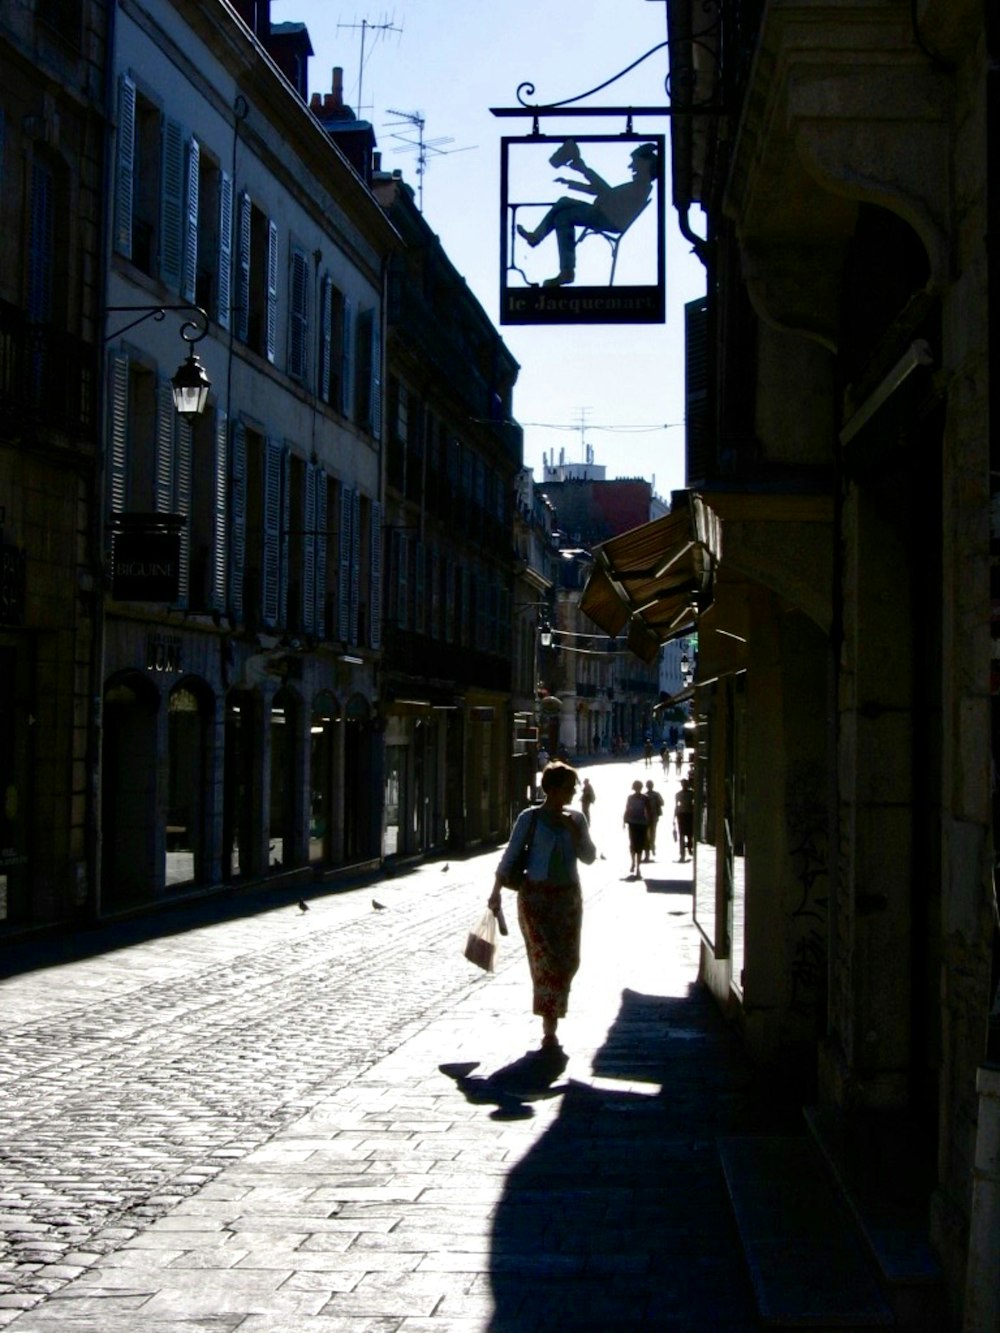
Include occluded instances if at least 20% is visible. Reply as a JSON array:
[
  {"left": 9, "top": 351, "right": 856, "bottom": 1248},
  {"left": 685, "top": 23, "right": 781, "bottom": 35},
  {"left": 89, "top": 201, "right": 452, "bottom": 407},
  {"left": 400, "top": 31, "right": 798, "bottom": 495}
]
[{"left": 105, "top": 304, "right": 212, "bottom": 416}]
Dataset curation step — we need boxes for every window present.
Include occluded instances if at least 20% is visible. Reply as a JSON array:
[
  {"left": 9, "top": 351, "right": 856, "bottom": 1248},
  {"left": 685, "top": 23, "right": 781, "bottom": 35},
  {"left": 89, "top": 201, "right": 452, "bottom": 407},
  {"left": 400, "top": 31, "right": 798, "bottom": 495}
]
[
  {"left": 114, "top": 76, "right": 203, "bottom": 298},
  {"left": 288, "top": 247, "right": 309, "bottom": 383},
  {"left": 237, "top": 193, "right": 277, "bottom": 361},
  {"left": 319, "top": 277, "right": 351, "bottom": 414},
  {"left": 354, "top": 307, "right": 381, "bottom": 436},
  {"left": 195, "top": 152, "right": 232, "bottom": 327}
]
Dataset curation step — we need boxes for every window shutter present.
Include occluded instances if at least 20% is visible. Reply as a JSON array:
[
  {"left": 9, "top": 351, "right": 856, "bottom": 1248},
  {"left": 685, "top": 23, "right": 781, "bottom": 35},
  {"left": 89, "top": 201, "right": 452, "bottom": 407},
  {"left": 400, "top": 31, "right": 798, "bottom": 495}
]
[
  {"left": 236, "top": 190, "right": 251, "bottom": 342},
  {"left": 211, "top": 409, "right": 228, "bottom": 611},
  {"left": 262, "top": 436, "right": 283, "bottom": 627},
  {"left": 155, "top": 377, "right": 176, "bottom": 514},
  {"left": 370, "top": 500, "right": 383, "bottom": 650},
  {"left": 265, "top": 219, "right": 278, "bottom": 363},
  {"left": 175, "top": 418, "right": 193, "bottom": 606},
  {"left": 395, "top": 531, "right": 409, "bottom": 632},
  {"left": 370, "top": 315, "right": 382, "bottom": 440},
  {"left": 160, "top": 119, "right": 185, "bottom": 292},
  {"left": 278, "top": 445, "right": 291, "bottom": 627},
  {"left": 108, "top": 352, "right": 129, "bottom": 515},
  {"left": 182, "top": 136, "right": 200, "bottom": 304},
  {"left": 230, "top": 419, "right": 246, "bottom": 621},
  {"left": 289, "top": 248, "right": 309, "bottom": 381},
  {"left": 349, "top": 488, "right": 361, "bottom": 646},
  {"left": 319, "top": 275, "right": 332, "bottom": 402},
  {"left": 303, "top": 463, "right": 317, "bottom": 634},
  {"left": 0, "top": 109, "right": 6, "bottom": 199},
  {"left": 341, "top": 297, "right": 354, "bottom": 419},
  {"left": 338, "top": 486, "right": 352, "bottom": 643},
  {"left": 217, "top": 171, "right": 233, "bottom": 331},
  {"left": 314, "top": 470, "right": 328, "bottom": 638},
  {"left": 114, "top": 75, "right": 136, "bottom": 259},
  {"left": 27, "top": 160, "right": 53, "bottom": 323}
]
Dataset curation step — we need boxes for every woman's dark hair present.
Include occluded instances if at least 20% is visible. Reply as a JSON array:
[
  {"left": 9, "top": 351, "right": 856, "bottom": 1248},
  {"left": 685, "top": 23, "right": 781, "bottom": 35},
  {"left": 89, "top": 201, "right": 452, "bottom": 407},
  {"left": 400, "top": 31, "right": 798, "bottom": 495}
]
[{"left": 541, "top": 760, "right": 578, "bottom": 793}]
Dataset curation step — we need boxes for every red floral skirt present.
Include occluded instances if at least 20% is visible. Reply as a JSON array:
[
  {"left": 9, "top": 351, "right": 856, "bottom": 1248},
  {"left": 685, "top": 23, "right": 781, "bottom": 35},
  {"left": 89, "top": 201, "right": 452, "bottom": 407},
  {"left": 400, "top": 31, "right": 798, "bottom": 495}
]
[{"left": 517, "top": 879, "right": 583, "bottom": 1020}]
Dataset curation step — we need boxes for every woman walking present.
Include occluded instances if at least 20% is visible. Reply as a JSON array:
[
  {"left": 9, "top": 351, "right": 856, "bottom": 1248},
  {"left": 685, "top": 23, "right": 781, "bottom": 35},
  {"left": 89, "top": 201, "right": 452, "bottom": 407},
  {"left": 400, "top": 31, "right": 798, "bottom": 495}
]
[
  {"left": 490, "top": 761, "right": 596, "bottom": 1053},
  {"left": 623, "top": 780, "right": 650, "bottom": 878}
]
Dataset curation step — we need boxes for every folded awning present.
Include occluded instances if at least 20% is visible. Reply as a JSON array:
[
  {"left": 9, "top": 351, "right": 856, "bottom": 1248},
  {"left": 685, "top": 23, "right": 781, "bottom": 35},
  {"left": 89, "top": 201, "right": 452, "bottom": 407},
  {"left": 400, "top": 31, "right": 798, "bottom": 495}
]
[{"left": 579, "top": 505, "right": 712, "bottom": 664}]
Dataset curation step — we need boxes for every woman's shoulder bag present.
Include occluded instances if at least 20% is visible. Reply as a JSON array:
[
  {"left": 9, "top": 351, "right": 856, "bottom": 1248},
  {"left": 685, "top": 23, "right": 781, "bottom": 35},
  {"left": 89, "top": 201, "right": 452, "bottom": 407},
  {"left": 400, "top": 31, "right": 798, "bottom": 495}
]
[{"left": 499, "top": 810, "right": 540, "bottom": 888}]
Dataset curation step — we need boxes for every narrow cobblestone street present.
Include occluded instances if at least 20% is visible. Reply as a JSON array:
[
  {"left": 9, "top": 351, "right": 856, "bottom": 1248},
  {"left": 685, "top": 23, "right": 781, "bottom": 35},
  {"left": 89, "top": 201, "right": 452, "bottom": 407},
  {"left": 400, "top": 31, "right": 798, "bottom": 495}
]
[{"left": 0, "top": 759, "right": 768, "bottom": 1330}]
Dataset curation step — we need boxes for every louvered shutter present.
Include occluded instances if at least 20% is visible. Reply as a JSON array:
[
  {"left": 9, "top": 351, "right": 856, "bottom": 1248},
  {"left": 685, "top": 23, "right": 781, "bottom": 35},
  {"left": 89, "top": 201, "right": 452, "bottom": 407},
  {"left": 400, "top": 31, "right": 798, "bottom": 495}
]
[
  {"left": 289, "top": 249, "right": 308, "bottom": 381},
  {"left": 155, "top": 377, "right": 175, "bottom": 513},
  {"left": 175, "top": 418, "right": 193, "bottom": 606},
  {"left": 370, "top": 315, "right": 382, "bottom": 440},
  {"left": 349, "top": 489, "right": 361, "bottom": 646},
  {"left": 278, "top": 446, "right": 290, "bottom": 627},
  {"left": 369, "top": 499, "right": 383, "bottom": 650},
  {"left": 395, "top": 532, "right": 409, "bottom": 632},
  {"left": 314, "top": 471, "right": 328, "bottom": 638},
  {"left": 341, "top": 298, "right": 354, "bottom": 419},
  {"left": 108, "top": 353, "right": 129, "bottom": 515},
  {"left": 262, "top": 436, "right": 283, "bottom": 627},
  {"left": 114, "top": 75, "right": 135, "bottom": 259},
  {"left": 229, "top": 420, "right": 246, "bottom": 622},
  {"left": 236, "top": 191, "right": 251, "bottom": 342},
  {"left": 182, "top": 136, "right": 200, "bottom": 304},
  {"left": 217, "top": 172, "right": 233, "bottom": 331},
  {"left": 265, "top": 219, "right": 278, "bottom": 363},
  {"left": 160, "top": 119, "right": 185, "bottom": 292},
  {"left": 303, "top": 463, "right": 317, "bottom": 634},
  {"left": 211, "top": 409, "right": 228, "bottom": 611},
  {"left": 337, "top": 487, "right": 352, "bottom": 643},
  {"left": 319, "top": 275, "right": 332, "bottom": 402}
]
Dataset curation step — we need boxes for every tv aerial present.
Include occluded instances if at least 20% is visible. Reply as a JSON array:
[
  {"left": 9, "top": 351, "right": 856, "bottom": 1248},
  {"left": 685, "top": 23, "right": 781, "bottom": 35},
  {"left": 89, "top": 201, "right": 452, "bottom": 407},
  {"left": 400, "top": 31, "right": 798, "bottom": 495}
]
[
  {"left": 384, "top": 109, "right": 476, "bottom": 211},
  {"left": 336, "top": 15, "right": 403, "bottom": 117}
]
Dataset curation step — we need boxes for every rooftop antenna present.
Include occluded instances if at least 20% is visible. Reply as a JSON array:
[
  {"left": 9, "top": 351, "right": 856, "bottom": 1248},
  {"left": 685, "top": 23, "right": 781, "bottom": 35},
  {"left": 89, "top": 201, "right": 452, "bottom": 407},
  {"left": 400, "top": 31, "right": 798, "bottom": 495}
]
[
  {"left": 336, "top": 15, "right": 402, "bottom": 118},
  {"left": 574, "top": 407, "right": 592, "bottom": 464},
  {"left": 384, "top": 108, "right": 476, "bottom": 211}
]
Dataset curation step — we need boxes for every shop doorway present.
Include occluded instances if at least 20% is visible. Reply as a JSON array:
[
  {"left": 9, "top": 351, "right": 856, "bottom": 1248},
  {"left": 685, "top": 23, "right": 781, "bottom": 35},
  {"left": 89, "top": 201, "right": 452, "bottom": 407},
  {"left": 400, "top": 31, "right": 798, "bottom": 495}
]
[
  {"left": 102, "top": 673, "right": 159, "bottom": 908},
  {"left": 165, "top": 679, "right": 212, "bottom": 888},
  {"left": 309, "top": 691, "right": 340, "bottom": 864}
]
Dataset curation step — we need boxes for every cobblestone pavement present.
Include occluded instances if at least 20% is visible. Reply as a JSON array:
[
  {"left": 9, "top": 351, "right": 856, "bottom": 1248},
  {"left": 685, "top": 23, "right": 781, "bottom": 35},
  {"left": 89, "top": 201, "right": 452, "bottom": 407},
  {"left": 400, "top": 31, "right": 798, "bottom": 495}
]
[{"left": 0, "top": 758, "right": 767, "bottom": 1330}]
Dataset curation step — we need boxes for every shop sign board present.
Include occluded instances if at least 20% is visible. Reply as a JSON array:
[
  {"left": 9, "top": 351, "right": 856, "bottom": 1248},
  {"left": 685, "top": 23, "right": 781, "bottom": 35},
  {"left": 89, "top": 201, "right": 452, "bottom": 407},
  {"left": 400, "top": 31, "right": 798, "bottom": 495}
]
[{"left": 500, "top": 133, "right": 666, "bottom": 326}]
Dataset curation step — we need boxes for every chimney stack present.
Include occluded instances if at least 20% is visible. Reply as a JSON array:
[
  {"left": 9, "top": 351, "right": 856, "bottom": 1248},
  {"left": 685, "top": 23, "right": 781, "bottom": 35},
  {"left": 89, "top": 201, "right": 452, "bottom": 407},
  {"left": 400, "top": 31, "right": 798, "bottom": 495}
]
[{"left": 331, "top": 66, "right": 344, "bottom": 108}]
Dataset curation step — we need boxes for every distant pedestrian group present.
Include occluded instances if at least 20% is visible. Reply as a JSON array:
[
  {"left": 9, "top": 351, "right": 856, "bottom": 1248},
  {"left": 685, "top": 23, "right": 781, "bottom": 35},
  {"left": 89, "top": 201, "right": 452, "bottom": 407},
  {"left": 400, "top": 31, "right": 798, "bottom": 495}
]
[{"left": 621, "top": 779, "right": 664, "bottom": 877}]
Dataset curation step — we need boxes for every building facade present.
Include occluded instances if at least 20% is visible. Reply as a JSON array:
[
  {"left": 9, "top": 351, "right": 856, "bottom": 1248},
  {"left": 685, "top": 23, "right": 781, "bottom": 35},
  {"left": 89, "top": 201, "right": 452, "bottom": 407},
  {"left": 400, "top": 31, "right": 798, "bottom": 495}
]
[
  {"left": 373, "top": 168, "right": 523, "bottom": 857},
  {"left": 659, "top": 0, "right": 997, "bottom": 1322},
  {"left": 98, "top": 0, "right": 396, "bottom": 916},
  {"left": 0, "top": 0, "right": 110, "bottom": 933}
]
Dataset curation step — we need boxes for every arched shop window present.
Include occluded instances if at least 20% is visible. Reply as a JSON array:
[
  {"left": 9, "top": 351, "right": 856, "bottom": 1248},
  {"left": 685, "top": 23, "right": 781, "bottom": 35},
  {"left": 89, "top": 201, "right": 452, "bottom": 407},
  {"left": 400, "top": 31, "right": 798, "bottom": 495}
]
[
  {"left": 165, "top": 680, "right": 212, "bottom": 888},
  {"left": 270, "top": 686, "right": 301, "bottom": 869},
  {"left": 310, "top": 691, "right": 340, "bottom": 864}
]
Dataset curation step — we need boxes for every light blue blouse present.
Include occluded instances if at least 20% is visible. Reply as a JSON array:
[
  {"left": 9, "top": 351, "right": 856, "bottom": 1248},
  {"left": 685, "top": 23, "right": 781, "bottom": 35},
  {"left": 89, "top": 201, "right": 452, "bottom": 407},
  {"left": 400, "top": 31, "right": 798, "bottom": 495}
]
[{"left": 496, "top": 806, "right": 596, "bottom": 886}]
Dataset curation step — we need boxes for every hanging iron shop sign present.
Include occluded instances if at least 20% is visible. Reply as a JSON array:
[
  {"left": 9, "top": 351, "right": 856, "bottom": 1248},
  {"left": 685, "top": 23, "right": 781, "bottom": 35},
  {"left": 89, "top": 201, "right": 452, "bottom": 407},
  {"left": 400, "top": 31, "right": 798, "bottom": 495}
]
[
  {"left": 500, "top": 133, "right": 665, "bottom": 326},
  {"left": 111, "top": 514, "right": 183, "bottom": 602}
]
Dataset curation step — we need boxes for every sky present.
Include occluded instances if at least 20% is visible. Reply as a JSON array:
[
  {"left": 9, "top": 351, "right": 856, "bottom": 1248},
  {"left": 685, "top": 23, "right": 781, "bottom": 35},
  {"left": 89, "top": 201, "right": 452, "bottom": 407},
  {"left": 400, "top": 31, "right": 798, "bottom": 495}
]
[{"left": 278, "top": 0, "right": 707, "bottom": 499}]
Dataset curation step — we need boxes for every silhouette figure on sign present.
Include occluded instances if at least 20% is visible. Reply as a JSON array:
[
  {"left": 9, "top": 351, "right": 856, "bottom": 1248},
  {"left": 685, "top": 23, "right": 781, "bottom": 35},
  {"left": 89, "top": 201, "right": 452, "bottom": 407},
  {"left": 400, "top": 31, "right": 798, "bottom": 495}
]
[{"left": 516, "top": 139, "right": 659, "bottom": 287}]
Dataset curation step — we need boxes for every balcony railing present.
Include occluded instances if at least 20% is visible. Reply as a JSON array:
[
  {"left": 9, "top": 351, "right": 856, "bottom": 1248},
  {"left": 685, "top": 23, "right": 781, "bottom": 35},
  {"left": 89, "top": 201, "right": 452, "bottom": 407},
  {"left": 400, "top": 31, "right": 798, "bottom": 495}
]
[
  {"left": 0, "top": 300, "right": 96, "bottom": 438},
  {"left": 383, "top": 624, "right": 512, "bottom": 693}
]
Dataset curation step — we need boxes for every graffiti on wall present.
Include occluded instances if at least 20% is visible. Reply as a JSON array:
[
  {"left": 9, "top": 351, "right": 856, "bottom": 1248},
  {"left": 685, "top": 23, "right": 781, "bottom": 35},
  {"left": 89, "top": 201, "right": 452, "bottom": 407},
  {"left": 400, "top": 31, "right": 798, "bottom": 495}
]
[{"left": 786, "top": 766, "right": 829, "bottom": 1019}]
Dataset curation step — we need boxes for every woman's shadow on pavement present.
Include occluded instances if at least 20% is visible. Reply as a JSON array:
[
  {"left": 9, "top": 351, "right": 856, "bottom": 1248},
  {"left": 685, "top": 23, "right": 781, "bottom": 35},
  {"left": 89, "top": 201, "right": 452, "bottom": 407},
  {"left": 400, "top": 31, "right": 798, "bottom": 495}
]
[{"left": 439, "top": 1047, "right": 570, "bottom": 1121}]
